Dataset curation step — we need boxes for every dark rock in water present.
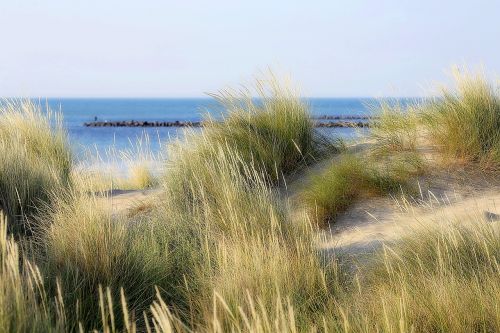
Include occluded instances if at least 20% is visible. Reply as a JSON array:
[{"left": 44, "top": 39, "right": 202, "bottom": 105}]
[
  {"left": 83, "top": 119, "right": 369, "bottom": 128},
  {"left": 313, "top": 115, "right": 376, "bottom": 120},
  {"left": 83, "top": 120, "right": 203, "bottom": 127},
  {"left": 314, "top": 121, "right": 370, "bottom": 128}
]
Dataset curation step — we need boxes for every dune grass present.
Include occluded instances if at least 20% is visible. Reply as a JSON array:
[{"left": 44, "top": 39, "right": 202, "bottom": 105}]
[
  {"left": 423, "top": 69, "right": 500, "bottom": 169},
  {"left": 38, "top": 189, "right": 178, "bottom": 331},
  {"left": 0, "top": 71, "right": 499, "bottom": 332},
  {"left": 300, "top": 69, "right": 494, "bottom": 227},
  {"left": 368, "top": 68, "right": 500, "bottom": 173},
  {"left": 119, "top": 134, "right": 162, "bottom": 189},
  {"left": 86, "top": 214, "right": 499, "bottom": 333},
  {"left": 300, "top": 97, "right": 432, "bottom": 226},
  {"left": 160, "top": 128, "right": 337, "bottom": 330},
  {"left": 17, "top": 75, "right": 339, "bottom": 331},
  {"left": 5, "top": 203, "right": 500, "bottom": 333},
  {"left": 0, "top": 213, "right": 64, "bottom": 332},
  {"left": 300, "top": 154, "right": 417, "bottom": 225},
  {"left": 369, "top": 100, "right": 422, "bottom": 155},
  {"left": 342, "top": 217, "right": 500, "bottom": 332},
  {"left": 39, "top": 131, "right": 335, "bottom": 331},
  {"left": 205, "top": 75, "right": 340, "bottom": 182},
  {"left": 0, "top": 100, "right": 72, "bottom": 234}
]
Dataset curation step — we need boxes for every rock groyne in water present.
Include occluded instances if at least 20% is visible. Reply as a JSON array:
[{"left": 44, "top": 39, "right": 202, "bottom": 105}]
[
  {"left": 83, "top": 116, "right": 373, "bottom": 128},
  {"left": 84, "top": 120, "right": 202, "bottom": 127}
]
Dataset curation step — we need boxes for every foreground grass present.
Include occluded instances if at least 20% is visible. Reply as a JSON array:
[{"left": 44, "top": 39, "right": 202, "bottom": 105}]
[
  {"left": 0, "top": 100, "right": 72, "bottom": 234},
  {"left": 39, "top": 191, "right": 175, "bottom": 330},
  {"left": 5, "top": 207, "right": 499, "bottom": 332},
  {"left": 345, "top": 218, "right": 500, "bottom": 332}
]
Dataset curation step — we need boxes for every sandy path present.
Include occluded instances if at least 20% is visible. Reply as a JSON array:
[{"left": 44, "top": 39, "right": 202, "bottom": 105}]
[{"left": 97, "top": 188, "right": 162, "bottom": 215}]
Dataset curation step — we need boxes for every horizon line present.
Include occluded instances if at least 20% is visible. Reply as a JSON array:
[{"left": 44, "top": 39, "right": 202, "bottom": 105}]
[{"left": 0, "top": 95, "right": 429, "bottom": 100}]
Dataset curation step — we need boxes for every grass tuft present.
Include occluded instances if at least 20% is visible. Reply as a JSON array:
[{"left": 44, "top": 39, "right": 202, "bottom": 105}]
[
  {"left": 300, "top": 154, "right": 414, "bottom": 225},
  {"left": 205, "top": 74, "right": 340, "bottom": 181},
  {"left": 39, "top": 190, "right": 175, "bottom": 330},
  {"left": 423, "top": 68, "right": 500, "bottom": 169},
  {"left": 0, "top": 212, "right": 64, "bottom": 332},
  {"left": 0, "top": 100, "right": 72, "bottom": 235},
  {"left": 345, "top": 218, "right": 500, "bottom": 332}
]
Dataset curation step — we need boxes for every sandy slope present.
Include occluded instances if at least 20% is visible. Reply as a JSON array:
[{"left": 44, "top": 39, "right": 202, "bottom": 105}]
[
  {"left": 98, "top": 188, "right": 162, "bottom": 216},
  {"left": 101, "top": 144, "right": 499, "bottom": 259},
  {"left": 310, "top": 165, "right": 499, "bottom": 256},
  {"left": 318, "top": 190, "right": 500, "bottom": 257},
  {"left": 285, "top": 140, "right": 500, "bottom": 257}
]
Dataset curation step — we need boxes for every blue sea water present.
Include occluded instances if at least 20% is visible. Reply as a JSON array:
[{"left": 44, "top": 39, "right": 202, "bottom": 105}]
[{"left": 41, "top": 98, "right": 391, "bottom": 161}]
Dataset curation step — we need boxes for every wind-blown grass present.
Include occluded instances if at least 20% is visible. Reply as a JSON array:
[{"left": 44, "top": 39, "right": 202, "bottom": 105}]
[
  {"left": 155, "top": 76, "right": 342, "bottom": 329},
  {"left": 370, "top": 100, "right": 421, "bottom": 155},
  {"left": 100, "top": 215, "right": 499, "bottom": 333},
  {"left": 0, "top": 213, "right": 64, "bottom": 332},
  {"left": 301, "top": 154, "right": 414, "bottom": 225},
  {"left": 119, "top": 134, "right": 163, "bottom": 189},
  {"left": 28, "top": 75, "right": 339, "bottom": 331},
  {"left": 73, "top": 133, "right": 162, "bottom": 193},
  {"left": 369, "top": 69, "right": 500, "bottom": 171},
  {"left": 160, "top": 130, "right": 337, "bottom": 330},
  {"left": 39, "top": 190, "right": 176, "bottom": 330},
  {"left": 0, "top": 100, "right": 72, "bottom": 234},
  {"left": 342, "top": 217, "right": 500, "bottom": 332},
  {"left": 205, "top": 75, "right": 340, "bottom": 182},
  {"left": 423, "top": 69, "right": 500, "bottom": 169}
]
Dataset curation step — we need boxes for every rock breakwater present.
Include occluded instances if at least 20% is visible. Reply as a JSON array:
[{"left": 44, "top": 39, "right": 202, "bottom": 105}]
[{"left": 84, "top": 116, "right": 372, "bottom": 128}]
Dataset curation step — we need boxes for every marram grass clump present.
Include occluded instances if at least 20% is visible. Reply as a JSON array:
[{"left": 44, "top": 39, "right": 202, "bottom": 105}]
[
  {"left": 205, "top": 75, "right": 340, "bottom": 182},
  {"left": 343, "top": 218, "right": 500, "bottom": 332},
  {"left": 160, "top": 134, "right": 339, "bottom": 330},
  {"left": 300, "top": 154, "right": 414, "bottom": 225},
  {"left": 39, "top": 189, "right": 177, "bottom": 330},
  {"left": 423, "top": 69, "right": 500, "bottom": 169},
  {"left": 0, "top": 100, "right": 72, "bottom": 234},
  {"left": 369, "top": 100, "right": 421, "bottom": 155},
  {"left": 0, "top": 213, "right": 64, "bottom": 332},
  {"left": 157, "top": 76, "right": 342, "bottom": 329}
]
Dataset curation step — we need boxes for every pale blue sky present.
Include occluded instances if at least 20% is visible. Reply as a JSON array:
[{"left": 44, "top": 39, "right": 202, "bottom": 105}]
[{"left": 0, "top": 1, "right": 498, "bottom": 97}]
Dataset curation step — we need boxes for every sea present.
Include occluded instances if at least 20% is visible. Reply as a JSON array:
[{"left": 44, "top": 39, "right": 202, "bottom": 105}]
[{"left": 38, "top": 98, "right": 412, "bottom": 165}]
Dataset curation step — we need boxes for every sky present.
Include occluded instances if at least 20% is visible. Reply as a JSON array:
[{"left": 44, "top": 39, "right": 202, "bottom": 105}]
[{"left": 0, "top": 1, "right": 499, "bottom": 98}]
